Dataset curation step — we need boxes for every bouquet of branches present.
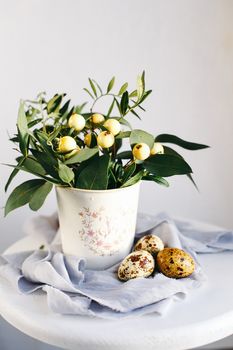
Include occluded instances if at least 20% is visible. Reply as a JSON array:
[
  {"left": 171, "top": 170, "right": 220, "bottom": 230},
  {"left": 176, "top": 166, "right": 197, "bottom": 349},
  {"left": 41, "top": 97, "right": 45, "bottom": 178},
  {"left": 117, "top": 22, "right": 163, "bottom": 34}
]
[{"left": 4, "top": 72, "right": 208, "bottom": 216}]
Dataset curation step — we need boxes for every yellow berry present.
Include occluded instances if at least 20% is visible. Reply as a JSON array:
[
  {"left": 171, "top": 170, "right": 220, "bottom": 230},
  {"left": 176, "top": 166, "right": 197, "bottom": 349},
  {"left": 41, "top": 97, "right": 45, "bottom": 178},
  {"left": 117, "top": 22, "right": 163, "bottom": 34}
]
[
  {"left": 68, "top": 114, "right": 86, "bottom": 131},
  {"left": 84, "top": 133, "right": 92, "bottom": 147},
  {"left": 58, "top": 136, "right": 77, "bottom": 153},
  {"left": 91, "top": 113, "right": 105, "bottom": 124},
  {"left": 132, "top": 143, "right": 150, "bottom": 160},
  {"left": 97, "top": 131, "right": 115, "bottom": 148},
  {"left": 150, "top": 142, "right": 164, "bottom": 155},
  {"left": 103, "top": 119, "right": 121, "bottom": 136}
]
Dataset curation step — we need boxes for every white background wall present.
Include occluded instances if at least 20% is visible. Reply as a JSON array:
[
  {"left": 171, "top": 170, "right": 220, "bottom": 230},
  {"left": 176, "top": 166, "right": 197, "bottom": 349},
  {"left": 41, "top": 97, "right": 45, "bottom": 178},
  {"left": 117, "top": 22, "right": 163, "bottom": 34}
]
[{"left": 0, "top": 0, "right": 233, "bottom": 349}]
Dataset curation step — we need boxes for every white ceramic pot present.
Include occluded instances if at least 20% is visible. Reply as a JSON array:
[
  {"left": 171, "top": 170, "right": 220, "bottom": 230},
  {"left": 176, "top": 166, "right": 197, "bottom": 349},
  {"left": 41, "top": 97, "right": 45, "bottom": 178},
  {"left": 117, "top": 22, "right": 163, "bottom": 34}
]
[{"left": 55, "top": 182, "right": 141, "bottom": 270}]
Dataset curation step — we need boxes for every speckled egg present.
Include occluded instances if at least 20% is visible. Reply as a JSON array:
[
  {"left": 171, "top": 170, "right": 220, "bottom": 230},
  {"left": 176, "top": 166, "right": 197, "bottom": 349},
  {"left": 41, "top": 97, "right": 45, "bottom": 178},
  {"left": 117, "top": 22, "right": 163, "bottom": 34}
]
[
  {"left": 157, "top": 248, "right": 195, "bottom": 279},
  {"left": 134, "top": 234, "right": 164, "bottom": 255},
  {"left": 118, "top": 250, "right": 155, "bottom": 281}
]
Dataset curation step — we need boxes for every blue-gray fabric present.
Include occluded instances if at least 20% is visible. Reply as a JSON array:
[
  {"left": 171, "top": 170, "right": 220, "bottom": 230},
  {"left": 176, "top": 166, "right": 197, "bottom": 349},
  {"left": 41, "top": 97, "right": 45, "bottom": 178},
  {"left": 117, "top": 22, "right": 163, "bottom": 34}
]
[{"left": 0, "top": 212, "right": 233, "bottom": 319}]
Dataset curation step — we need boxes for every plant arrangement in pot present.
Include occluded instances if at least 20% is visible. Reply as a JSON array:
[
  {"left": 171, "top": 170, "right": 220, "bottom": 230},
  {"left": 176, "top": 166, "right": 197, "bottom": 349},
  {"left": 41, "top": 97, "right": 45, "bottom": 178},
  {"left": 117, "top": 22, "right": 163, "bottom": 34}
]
[{"left": 4, "top": 72, "right": 208, "bottom": 269}]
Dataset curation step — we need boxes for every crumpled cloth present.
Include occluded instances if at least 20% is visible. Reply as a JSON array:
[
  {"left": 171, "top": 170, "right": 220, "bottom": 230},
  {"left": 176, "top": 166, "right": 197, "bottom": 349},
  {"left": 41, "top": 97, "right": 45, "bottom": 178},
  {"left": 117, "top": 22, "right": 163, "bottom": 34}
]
[{"left": 0, "top": 212, "right": 233, "bottom": 319}]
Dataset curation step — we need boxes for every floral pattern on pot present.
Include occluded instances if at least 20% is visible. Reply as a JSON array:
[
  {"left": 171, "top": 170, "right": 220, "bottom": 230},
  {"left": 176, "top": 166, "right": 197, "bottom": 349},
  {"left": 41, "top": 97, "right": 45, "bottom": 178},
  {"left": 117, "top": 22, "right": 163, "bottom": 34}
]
[{"left": 78, "top": 206, "right": 135, "bottom": 256}]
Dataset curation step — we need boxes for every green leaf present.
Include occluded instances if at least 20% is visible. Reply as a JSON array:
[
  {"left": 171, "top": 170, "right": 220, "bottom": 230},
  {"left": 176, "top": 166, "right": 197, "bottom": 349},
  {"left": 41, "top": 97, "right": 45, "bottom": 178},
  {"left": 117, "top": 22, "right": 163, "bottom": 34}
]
[
  {"left": 129, "top": 90, "right": 137, "bottom": 98},
  {"left": 130, "top": 129, "right": 154, "bottom": 148},
  {"left": 83, "top": 88, "right": 94, "bottom": 99},
  {"left": 26, "top": 106, "right": 40, "bottom": 122},
  {"left": 113, "top": 161, "right": 124, "bottom": 180},
  {"left": 116, "top": 151, "right": 133, "bottom": 159},
  {"left": 92, "top": 79, "right": 103, "bottom": 95},
  {"left": 155, "top": 134, "right": 209, "bottom": 150},
  {"left": 139, "top": 89, "right": 152, "bottom": 104},
  {"left": 114, "top": 98, "right": 122, "bottom": 116},
  {"left": 120, "top": 91, "right": 129, "bottom": 115},
  {"left": 30, "top": 149, "right": 58, "bottom": 178},
  {"left": 73, "top": 158, "right": 93, "bottom": 183},
  {"left": 163, "top": 145, "right": 181, "bottom": 157},
  {"left": 115, "top": 138, "right": 122, "bottom": 152},
  {"left": 121, "top": 170, "right": 144, "bottom": 188},
  {"left": 5, "top": 157, "right": 26, "bottom": 192},
  {"left": 137, "top": 104, "right": 145, "bottom": 112},
  {"left": 75, "top": 102, "right": 88, "bottom": 114},
  {"left": 118, "top": 83, "right": 128, "bottom": 95},
  {"left": 34, "top": 131, "right": 54, "bottom": 154},
  {"left": 122, "top": 162, "right": 136, "bottom": 183},
  {"left": 143, "top": 174, "right": 169, "bottom": 187},
  {"left": 61, "top": 105, "right": 74, "bottom": 123},
  {"left": 141, "top": 70, "right": 145, "bottom": 86},
  {"left": 89, "top": 78, "right": 97, "bottom": 97},
  {"left": 28, "top": 118, "right": 43, "bottom": 128},
  {"left": 65, "top": 147, "right": 99, "bottom": 164},
  {"left": 137, "top": 72, "right": 145, "bottom": 100},
  {"left": 47, "top": 94, "right": 58, "bottom": 113},
  {"left": 143, "top": 154, "right": 192, "bottom": 177},
  {"left": 9, "top": 135, "right": 19, "bottom": 143},
  {"left": 47, "top": 126, "right": 62, "bottom": 143},
  {"left": 107, "top": 77, "right": 115, "bottom": 93},
  {"left": 17, "top": 101, "right": 29, "bottom": 156},
  {"left": 5, "top": 179, "right": 46, "bottom": 216},
  {"left": 58, "top": 163, "right": 74, "bottom": 184},
  {"left": 130, "top": 109, "right": 141, "bottom": 120},
  {"left": 47, "top": 94, "right": 64, "bottom": 114},
  {"left": 106, "top": 99, "right": 115, "bottom": 118},
  {"left": 29, "top": 182, "right": 53, "bottom": 211},
  {"left": 186, "top": 173, "right": 199, "bottom": 191},
  {"left": 4, "top": 162, "right": 60, "bottom": 185},
  {"left": 116, "top": 131, "right": 131, "bottom": 139},
  {"left": 108, "top": 167, "right": 117, "bottom": 188},
  {"left": 53, "top": 95, "right": 64, "bottom": 113},
  {"left": 59, "top": 100, "right": 70, "bottom": 115},
  {"left": 77, "top": 155, "right": 110, "bottom": 190},
  {"left": 163, "top": 145, "right": 199, "bottom": 190},
  {"left": 117, "top": 118, "right": 132, "bottom": 130},
  {"left": 22, "top": 157, "right": 46, "bottom": 176}
]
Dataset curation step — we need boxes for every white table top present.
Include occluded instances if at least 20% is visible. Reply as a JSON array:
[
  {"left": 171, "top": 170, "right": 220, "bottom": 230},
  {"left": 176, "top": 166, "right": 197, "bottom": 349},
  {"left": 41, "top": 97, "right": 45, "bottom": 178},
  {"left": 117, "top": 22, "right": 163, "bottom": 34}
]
[{"left": 1, "top": 234, "right": 233, "bottom": 350}]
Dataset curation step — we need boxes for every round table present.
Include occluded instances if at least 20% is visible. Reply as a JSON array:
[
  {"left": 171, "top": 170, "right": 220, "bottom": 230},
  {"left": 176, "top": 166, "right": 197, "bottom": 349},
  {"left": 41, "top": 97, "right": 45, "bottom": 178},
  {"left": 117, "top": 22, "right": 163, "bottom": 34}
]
[{"left": 1, "top": 235, "right": 233, "bottom": 350}]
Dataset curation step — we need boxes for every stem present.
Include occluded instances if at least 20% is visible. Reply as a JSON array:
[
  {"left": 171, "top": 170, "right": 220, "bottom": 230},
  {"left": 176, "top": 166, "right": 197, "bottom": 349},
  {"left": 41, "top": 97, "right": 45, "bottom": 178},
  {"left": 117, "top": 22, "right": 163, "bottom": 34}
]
[
  {"left": 112, "top": 142, "right": 116, "bottom": 160},
  {"left": 90, "top": 93, "right": 118, "bottom": 113},
  {"left": 68, "top": 128, "right": 74, "bottom": 136},
  {"left": 119, "top": 98, "right": 142, "bottom": 119},
  {"left": 39, "top": 100, "right": 47, "bottom": 133},
  {"left": 89, "top": 92, "right": 140, "bottom": 121},
  {"left": 124, "top": 159, "right": 135, "bottom": 169}
]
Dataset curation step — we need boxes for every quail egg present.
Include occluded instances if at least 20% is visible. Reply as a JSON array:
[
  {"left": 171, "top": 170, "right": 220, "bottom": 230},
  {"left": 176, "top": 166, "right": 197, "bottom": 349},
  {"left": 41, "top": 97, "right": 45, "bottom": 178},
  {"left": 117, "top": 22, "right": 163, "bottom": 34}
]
[
  {"left": 157, "top": 248, "right": 195, "bottom": 279},
  {"left": 134, "top": 234, "right": 164, "bottom": 255},
  {"left": 118, "top": 250, "right": 155, "bottom": 281}
]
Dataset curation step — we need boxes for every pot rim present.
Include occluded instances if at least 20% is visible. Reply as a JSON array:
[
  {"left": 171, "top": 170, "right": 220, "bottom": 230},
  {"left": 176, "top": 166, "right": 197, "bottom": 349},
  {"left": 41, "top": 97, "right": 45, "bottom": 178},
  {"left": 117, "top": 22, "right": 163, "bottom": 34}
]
[{"left": 55, "top": 180, "right": 141, "bottom": 194}]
